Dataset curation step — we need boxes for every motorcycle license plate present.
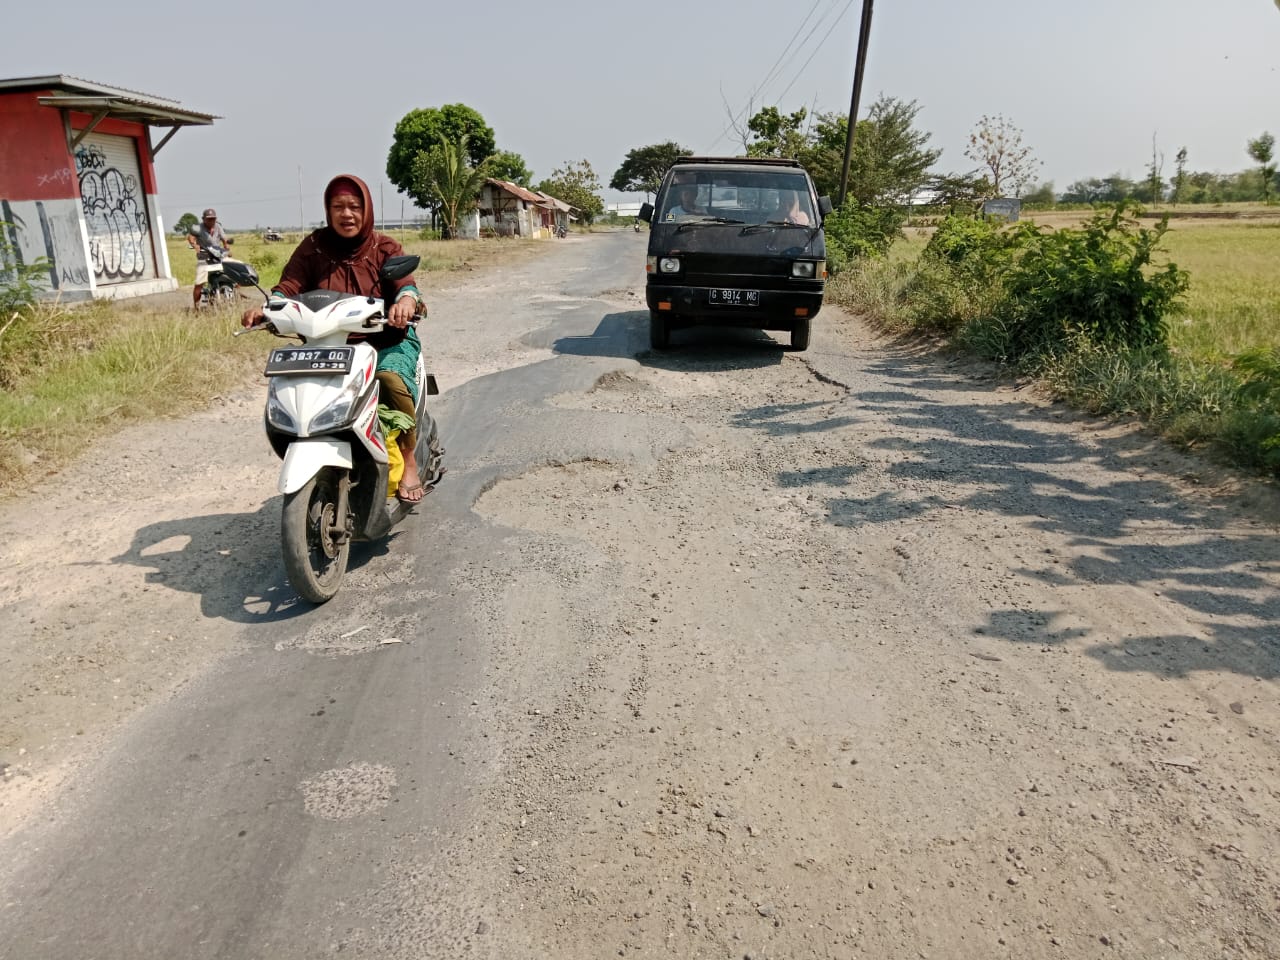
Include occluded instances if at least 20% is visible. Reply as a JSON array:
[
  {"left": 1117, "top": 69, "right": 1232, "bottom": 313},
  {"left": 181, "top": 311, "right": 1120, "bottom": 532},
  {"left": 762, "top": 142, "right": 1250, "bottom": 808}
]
[
  {"left": 264, "top": 346, "right": 355, "bottom": 375},
  {"left": 708, "top": 288, "right": 759, "bottom": 306}
]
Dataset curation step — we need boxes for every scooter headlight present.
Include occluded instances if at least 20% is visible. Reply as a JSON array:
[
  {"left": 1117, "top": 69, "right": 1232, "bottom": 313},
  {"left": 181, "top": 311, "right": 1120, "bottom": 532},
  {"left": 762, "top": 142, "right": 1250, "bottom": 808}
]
[
  {"left": 265, "top": 384, "right": 297, "bottom": 433},
  {"left": 307, "top": 367, "right": 368, "bottom": 434}
]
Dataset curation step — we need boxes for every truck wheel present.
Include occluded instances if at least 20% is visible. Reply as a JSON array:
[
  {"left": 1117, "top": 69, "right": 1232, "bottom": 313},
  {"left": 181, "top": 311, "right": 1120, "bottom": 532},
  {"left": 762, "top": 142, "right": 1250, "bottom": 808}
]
[
  {"left": 649, "top": 311, "right": 670, "bottom": 350},
  {"left": 281, "top": 467, "right": 349, "bottom": 603},
  {"left": 788, "top": 317, "right": 811, "bottom": 352}
]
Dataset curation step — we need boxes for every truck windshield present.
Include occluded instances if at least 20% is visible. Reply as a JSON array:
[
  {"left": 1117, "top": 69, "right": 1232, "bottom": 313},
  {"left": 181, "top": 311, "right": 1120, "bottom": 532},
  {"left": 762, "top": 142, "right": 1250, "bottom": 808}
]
[{"left": 659, "top": 172, "right": 816, "bottom": 227}]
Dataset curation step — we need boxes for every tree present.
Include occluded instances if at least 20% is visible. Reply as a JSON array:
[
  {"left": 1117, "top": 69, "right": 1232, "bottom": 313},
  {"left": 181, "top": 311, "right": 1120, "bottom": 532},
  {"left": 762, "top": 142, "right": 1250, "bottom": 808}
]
[
  {"left": 173, "top": 212, "right": 198, "bottom": 235},
  {"left": 1139, "top": 134, "right": 1165, "bottom": 207},
  {"left": 487, "top": 150, "right": 533, "bottom": 187},
  {"left": 1021, "top": 181, "right": 1056, "bottom": 206},
  {"left": 537, "top": 160, "right": 605, "bottom": 224},
  {"left": 410, "top": 137, "right": 489, "bottom": 239},
  {"left": 745, "top": 106, "right": 809, "bottom": 159},
  {"left": 610, "top": 141, "right": 690, "bottom": 198},
  {"left": 964, "top": 114, "right": 1041, "bottom": 197},
  {"left": 926, "top": 170, "right": 993, "bottom": 214},
  {"left": 1247, "top": 132, "right": 1276, "bottom": 204},
  {"left": 805, "top": 98, "right": 941, "bottom": 205},
  {"left": 386, "top": 104, "right": 495, "bottom": 207},
  {"left": 1060, "top": 175, "right": 1134, "bottom": 205},
  {"left": 1170, "top": 147, "right": 1188, "bottom": 204}
]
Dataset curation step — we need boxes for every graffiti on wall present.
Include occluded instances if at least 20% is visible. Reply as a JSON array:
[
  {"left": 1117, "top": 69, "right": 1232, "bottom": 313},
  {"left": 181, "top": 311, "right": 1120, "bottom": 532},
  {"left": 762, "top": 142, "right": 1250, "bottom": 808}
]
[
  {"left": 76, "top": 147, "right": 150, "bottom": 282},
  {"left": 74, "top": 145, "right": 107, "bottom": 171},
  {"left": 0, "top": 198, "right": 92, "bottom": 291}
]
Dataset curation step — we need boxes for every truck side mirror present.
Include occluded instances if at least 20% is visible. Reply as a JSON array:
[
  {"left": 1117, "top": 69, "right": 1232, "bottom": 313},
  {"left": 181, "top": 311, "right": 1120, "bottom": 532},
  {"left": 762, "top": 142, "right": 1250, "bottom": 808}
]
[
  {"left": 638, "top": 202, "right": 653, "bottom": 223},
  {"left": 818, "top": 196, "right": 834, "bottom": 219}
]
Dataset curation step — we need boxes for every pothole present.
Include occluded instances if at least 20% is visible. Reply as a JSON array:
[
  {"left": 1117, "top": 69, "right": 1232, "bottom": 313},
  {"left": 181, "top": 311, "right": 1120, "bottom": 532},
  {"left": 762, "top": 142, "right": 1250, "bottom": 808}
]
[{"left": 300, "top": 762, "right": 396, "bottom": 820}]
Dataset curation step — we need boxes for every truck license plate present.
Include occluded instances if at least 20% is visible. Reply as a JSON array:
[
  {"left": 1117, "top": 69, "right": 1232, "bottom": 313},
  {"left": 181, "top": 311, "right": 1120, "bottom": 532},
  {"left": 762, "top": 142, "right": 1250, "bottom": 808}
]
[{"left": 708, "top": 288, "right": 759, "bottom": 306}]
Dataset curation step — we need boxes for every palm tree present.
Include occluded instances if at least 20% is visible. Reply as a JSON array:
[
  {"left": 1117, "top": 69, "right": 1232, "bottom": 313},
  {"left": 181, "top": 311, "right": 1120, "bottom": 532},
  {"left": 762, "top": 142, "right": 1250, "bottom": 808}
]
[{"left": 411, "top": 136, "right": 489, "bottom": 237}]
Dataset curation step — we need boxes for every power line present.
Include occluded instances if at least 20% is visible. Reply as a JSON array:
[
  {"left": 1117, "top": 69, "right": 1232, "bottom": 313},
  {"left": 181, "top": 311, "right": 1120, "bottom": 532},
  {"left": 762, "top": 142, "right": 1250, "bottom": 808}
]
[
  {"left": 771, "top": 0, "right": 859, "bottom": 108},
  {"left": 703, "top": 0, "right": 827, "bottom": 152}
]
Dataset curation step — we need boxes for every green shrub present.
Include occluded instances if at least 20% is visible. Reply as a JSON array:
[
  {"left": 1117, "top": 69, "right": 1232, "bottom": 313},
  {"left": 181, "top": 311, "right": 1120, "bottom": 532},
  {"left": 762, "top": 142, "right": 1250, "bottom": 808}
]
[
  {"left": 997, "top": 206, "right": 1189, "bottom": 360},
  {"left": 249, "top": 249, "right": 280, "bottom": 274},
  {"left": 1231, "top": 347, "right": 1280, "bottom": 471},
  {"left": 823, "top": 203, "right": 906, "bottom": 274},
  {"left": 0, "top": 220, "right": 51, "bottom": 319}
]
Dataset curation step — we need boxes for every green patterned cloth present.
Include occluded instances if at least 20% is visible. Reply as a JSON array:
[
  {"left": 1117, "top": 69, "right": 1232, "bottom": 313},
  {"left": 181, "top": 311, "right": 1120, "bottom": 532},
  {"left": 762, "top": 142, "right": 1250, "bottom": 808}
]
[{"left": 376, "top": 326, "right": 421, "bottom": 406}]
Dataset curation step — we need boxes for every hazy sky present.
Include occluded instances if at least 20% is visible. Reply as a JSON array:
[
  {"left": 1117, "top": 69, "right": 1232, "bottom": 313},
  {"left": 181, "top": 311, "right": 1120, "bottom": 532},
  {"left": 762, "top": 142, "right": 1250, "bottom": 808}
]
[{"left": 9, "top": 0, "right": 1279, "bottom": 229}]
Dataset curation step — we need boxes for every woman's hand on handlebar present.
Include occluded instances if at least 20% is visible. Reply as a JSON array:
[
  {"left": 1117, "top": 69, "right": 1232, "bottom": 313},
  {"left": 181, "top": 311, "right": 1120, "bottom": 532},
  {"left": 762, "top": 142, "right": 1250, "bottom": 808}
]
[
  {"left": 386, "top": 295, "right": 417, "bottom": 329},
  {"left": 241, "top": 304, "right": 265, "bottom": 328}
]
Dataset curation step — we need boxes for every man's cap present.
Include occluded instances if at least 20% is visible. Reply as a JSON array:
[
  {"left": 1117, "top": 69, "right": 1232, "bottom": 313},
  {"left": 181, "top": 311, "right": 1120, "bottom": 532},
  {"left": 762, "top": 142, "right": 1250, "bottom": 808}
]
[{"left": 202, "top": 208, "right": 217, "bottom": 219}]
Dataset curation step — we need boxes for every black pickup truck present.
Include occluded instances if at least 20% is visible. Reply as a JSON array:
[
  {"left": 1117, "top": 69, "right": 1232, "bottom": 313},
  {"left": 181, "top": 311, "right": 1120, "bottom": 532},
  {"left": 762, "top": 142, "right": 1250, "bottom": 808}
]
[{"left": 638, "top": 157, "right": 833, "bottom": 351}]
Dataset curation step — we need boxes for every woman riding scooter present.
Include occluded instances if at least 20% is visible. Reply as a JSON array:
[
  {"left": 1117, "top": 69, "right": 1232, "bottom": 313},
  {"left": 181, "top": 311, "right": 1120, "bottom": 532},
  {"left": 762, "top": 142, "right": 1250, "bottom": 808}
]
[{"left": 241, "top": 174, "right": 428, "bottom": 503}]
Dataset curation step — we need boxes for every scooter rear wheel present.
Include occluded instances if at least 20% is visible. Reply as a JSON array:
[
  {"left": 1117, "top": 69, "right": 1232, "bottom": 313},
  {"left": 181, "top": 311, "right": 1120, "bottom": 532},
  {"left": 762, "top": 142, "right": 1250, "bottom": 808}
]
[{"left": 281, "top": 467, "right": 349, "bottom": 603}]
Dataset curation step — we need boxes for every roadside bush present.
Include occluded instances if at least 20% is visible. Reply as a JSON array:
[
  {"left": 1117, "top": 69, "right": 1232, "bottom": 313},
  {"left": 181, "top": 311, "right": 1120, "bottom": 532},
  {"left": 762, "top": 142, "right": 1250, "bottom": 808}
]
[
  {"left": 0, "top": 220, "right": 50, "bottom": 320},
  {"left": 823, "top": 202, "right": 906, "bottom": 274},
  {"left": 900, "top": 216, "right": 1024, "bottom": 336},
  {"left": 248, "top": 249, "right": 280, "bottom": 275},
  {"left": 1230, "top": 347, "right": 1280, "bottom": 472},
  {"left": 893, "top": 206, "right": 1189, "bottom": 363},
  {"left": 996, "top": 206, "right": 1189, "bottom": 360}
]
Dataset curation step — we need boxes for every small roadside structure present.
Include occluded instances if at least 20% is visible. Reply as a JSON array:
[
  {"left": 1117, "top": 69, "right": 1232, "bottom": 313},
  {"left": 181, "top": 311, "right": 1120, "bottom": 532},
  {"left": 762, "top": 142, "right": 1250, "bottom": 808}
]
[
  {"left": 534, "top": 192, "right": 574, "bottom": 235},
  {"left": 982, "top": 198, "right": 1021, "bottom": 222},
  {"left": 477, "top": 179, "right": 570, "bottom": 239},
  {"left": 0, "top": 74, "right": 217, "bottom": 301}
]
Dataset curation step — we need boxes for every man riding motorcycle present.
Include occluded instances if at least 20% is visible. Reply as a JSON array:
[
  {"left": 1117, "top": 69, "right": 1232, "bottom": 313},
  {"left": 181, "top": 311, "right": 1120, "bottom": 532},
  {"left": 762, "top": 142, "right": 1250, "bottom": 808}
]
[{"left": 188, "top": 208, "right": 234, "bottom": 310}]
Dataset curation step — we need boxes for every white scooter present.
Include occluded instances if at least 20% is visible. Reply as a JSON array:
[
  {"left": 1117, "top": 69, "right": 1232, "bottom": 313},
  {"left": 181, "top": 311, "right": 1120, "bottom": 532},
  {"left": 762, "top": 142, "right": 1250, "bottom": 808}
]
[{"left": 224, "top": 257, "right": 443, "bottom": 603}]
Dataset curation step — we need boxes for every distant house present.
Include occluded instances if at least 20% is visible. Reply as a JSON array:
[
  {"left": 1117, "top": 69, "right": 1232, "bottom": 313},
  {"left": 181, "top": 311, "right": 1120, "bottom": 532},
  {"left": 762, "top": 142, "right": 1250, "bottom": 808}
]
[
  {"left": 0, "top": 75, "right": 217, "bottom": 300},
  {"left": 533, "top": 192, "right": 574, "bottom": 234},
  {"left": 476, "top": 179, "right": 572, "bottom": 239}
]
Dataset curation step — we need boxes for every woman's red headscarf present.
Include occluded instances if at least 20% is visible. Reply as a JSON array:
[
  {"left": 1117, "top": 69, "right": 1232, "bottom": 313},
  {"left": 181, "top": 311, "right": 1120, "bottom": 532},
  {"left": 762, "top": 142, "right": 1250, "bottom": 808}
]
[{"left": 319, "top": 174, "right": 375, "bottom": 257}]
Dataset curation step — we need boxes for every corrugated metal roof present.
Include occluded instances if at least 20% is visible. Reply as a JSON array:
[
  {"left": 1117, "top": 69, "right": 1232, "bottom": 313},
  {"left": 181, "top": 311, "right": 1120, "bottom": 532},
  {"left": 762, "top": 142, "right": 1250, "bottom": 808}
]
[
  {"left": 533, "top": 191, "right": 574, "bottom": 213},
  {"left": 1, "top": 74, "right": 217, "bottom": 124},
  {"left": 486, "top": 178, "right": 549, "bottom": 205}
]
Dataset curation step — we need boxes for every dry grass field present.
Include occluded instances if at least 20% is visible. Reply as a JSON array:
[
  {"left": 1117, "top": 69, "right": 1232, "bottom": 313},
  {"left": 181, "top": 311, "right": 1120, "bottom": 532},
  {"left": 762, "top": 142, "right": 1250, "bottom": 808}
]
[{"left": 0, "top": 234, "right": 554, "bottom": 493}]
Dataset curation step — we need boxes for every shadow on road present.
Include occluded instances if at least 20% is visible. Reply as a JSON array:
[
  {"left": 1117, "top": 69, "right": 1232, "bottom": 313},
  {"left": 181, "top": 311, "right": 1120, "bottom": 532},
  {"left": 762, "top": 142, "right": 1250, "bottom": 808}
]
[
  {"left": 734, "top": 344, "right": 1280, "bottom": 680},
  {"left": 553, "top": 308, "right": 788, "bottom": 371},
  {"left": 108, "top": 500, "right": 392, "bottom": 624}
]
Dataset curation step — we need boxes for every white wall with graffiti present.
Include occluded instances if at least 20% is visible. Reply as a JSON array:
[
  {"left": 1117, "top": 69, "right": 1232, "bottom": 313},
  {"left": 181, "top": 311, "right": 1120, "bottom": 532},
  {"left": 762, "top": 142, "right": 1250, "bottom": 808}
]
[
  {"left": 1, "top": 197, "right": 93, "bottom": 296},
  {"left": 0, "top": 132, "right": 175, "bottom": 301}
]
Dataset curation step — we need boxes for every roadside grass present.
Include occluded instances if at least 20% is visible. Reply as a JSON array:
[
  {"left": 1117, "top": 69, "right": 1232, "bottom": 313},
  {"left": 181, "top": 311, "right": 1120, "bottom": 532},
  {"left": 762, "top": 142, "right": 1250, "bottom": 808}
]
[
  {"left": 0, "top": 235, "right": 552, "bottom": 494},
  {"left": 828, "top": 215, "right": 1280, "bottom": 476}
]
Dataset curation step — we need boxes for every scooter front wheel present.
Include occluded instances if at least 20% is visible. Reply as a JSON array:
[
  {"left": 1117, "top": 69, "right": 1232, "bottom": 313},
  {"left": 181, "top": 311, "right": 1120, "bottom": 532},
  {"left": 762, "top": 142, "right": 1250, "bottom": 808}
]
[{"left": 281, "top": 466, "right": 349, "bottom": 603}]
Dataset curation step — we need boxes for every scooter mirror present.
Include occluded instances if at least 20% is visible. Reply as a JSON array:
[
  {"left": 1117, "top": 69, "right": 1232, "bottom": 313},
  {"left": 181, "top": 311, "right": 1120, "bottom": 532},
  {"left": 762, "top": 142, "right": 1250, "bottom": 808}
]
[
  {"left": 221, "top": 260, "right": 258, "bottom": 285},
  {"left": 379, "top": 255, "right": 421, "bottom": 282}
]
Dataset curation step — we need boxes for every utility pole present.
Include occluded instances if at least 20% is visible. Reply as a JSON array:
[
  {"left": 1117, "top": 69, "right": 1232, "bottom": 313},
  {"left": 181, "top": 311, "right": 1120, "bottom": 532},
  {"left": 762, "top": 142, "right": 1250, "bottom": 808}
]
[{"left": 838, "top": 0, "right": 876, "bottom": 208}]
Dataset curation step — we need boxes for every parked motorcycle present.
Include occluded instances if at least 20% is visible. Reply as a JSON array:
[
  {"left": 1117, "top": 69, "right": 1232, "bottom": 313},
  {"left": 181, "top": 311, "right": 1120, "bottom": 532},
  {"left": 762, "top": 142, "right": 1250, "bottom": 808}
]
[
  {"left": 223, "top": 257, "right": 444, "bottom": 603},
  {"left": 200, "top": 243, "right": 257, "bottom": 307},
  {"left": 555, "top": 224, "right": 567, "bottom": 238}
]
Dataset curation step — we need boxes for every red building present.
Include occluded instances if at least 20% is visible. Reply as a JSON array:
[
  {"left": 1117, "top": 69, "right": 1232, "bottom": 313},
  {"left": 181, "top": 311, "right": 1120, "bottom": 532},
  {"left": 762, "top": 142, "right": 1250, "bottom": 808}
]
[{"left": 0, "top": 75, "right": 216, "bottom": 300}]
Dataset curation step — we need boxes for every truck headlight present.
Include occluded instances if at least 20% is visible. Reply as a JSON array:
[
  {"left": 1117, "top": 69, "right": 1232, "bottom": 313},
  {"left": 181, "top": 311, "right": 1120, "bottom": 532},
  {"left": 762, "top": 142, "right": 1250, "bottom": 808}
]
[
  {"left": 659, "top": 257, "right": 681, "bottom": 273},
  {"left": 792, "top": 260, "right": 817, "bottom": 278}
]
